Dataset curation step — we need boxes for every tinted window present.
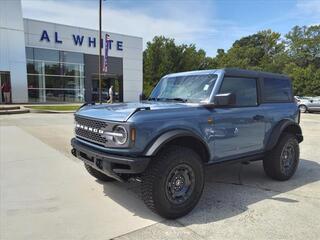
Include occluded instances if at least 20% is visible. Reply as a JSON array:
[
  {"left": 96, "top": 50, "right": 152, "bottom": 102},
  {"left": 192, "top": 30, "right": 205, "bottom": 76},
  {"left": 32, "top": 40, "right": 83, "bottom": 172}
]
[
  {"left": 263, "top": 78, "right": 292, "bottom": 102},
  {"left": 219, "top": 77, "right": 257, "bottom": 106}
]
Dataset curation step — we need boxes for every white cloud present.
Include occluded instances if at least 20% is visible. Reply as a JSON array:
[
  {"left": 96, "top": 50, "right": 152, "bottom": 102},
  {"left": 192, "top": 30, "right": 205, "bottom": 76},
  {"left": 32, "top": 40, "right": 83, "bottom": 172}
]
[
  {"left": 22, "top": 1, "right": 214, "bottom": 47},
  {"left": 21, "top": 0, "right": 248, "bottom": 56},
  {"left": 297, "top": 0, "right": 320, "bottom": 14},
  {"left": 21, "top": 0, "right": 320, "bottom": 57}
]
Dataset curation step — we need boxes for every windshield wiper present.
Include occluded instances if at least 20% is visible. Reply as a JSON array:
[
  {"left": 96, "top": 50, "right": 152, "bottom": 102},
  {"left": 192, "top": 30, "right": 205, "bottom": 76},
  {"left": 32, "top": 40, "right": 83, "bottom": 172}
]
[
  {"left": 163, "top": 98, "right": 188, "bottom": 103},
  {"left": 148, "top": 97, "right": 188, "bottom": 103},
  {"left": 147, "top": 97, "right": 160, "bottom": 101}
]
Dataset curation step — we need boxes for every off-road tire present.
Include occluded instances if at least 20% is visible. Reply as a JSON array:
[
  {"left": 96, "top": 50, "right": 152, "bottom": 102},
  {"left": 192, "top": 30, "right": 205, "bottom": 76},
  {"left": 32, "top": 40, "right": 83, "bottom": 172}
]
[
  {"left": 141, "top": 146, "right": 204, "bottom": 219},
  {"left": 263, "top": 133, "right": 300, "bottom": 181},
  {"left": 84, "top": 164, "right": 115, "bottom": 182}
]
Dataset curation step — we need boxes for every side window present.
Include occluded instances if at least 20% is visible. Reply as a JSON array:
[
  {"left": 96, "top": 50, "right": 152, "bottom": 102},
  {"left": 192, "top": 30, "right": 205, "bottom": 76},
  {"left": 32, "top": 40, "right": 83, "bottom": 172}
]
[
  {"left": 219, "top": 77, "right": 258, "bottom": 106},
  {"left": 263, "top": 78, "right": 292, "bottom": 102}
]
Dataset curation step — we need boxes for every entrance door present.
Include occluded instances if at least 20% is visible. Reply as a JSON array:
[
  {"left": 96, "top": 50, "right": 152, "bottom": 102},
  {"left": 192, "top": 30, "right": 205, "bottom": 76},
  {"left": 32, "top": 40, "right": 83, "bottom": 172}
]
[
  {"left": 91, "top": 74, "right": 123, "bottom": 102},
  {"left": 0, "top": 71, "right": 12, "bottom": 103}
]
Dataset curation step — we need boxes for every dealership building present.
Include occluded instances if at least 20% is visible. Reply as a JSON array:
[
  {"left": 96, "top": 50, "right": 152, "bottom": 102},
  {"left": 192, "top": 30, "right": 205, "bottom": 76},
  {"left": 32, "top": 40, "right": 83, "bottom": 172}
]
[{"left": 0, "top": 0, "right": 143, "bottom": 103}]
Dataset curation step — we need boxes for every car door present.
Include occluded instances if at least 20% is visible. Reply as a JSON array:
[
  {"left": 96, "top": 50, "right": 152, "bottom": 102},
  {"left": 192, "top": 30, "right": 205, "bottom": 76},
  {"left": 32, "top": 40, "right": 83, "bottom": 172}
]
[
  {"left": 315, "top": 98, "right": 320, "bottom": 111},
  {"left": 309, "top": 98, "right": 320, "bottom": 111},
  {"left": 212, "top": 76, "right": 265, "bottom": 161}
]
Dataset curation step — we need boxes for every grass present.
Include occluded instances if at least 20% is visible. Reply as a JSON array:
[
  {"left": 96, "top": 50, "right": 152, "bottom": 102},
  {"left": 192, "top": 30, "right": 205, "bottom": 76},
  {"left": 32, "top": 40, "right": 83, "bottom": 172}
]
[{"left": 26, "top": 105, "right": 80, "bottom": 111}]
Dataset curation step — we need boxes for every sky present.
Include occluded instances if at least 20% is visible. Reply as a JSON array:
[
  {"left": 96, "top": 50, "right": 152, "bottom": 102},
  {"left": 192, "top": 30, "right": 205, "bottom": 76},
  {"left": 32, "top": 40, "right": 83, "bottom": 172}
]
[{"left": 21, "top": 0, "right": 320, "bottom": 56}]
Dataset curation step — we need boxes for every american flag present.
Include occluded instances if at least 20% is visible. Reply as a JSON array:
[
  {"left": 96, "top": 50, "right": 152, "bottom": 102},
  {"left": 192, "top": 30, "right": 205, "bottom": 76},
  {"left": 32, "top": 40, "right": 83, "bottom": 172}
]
[{"left": 103, "top": 34, "right": 110, "bottom": 72}]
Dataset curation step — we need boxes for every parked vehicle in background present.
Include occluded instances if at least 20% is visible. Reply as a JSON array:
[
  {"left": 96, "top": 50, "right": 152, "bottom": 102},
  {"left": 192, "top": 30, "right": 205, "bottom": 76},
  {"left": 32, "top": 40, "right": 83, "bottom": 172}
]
[
  {"left": 71, "top": 68, "right": 303, "bottom": 219},
  {"left": 297, "top": 96, "right": 320, "bottom": 113}
]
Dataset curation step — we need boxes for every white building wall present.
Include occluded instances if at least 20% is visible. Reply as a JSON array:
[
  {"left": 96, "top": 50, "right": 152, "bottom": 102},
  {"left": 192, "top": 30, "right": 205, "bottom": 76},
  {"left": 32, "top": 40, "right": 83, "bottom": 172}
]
[
  {"left": 0, "top": 0, "right": 28, "bottom": 102},
  {"left": 24, "top": 19, "right": 143, "bottom": 102}
]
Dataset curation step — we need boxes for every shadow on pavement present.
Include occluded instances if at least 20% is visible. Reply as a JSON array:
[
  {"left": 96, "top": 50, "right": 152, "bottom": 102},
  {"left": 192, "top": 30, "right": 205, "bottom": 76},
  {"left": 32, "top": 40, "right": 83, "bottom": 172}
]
[{"left": 98, "top": 158, "right": 319, "bottom": 224}]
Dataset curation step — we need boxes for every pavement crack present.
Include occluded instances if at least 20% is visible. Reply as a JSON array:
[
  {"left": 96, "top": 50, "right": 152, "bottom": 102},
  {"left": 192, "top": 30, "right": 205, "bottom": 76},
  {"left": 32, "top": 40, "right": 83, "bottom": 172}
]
[
  {"left": 175, "top": 220, "right": 207, "bottom": 240},
  {"left": 109, "top": 221, "right": 161, "bottom": 240}
]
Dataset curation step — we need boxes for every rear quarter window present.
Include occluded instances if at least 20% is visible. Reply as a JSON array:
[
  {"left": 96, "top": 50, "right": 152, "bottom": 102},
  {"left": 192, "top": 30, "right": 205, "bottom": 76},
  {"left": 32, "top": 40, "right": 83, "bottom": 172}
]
[{"left": 263, "top": 78, "right": 293, "bottom": 102}]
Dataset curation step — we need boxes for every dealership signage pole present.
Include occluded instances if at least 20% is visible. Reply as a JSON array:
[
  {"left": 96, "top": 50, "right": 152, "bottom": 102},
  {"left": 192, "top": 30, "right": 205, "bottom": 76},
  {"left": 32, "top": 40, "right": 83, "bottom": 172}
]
[
  {"left": 98, "top": 0, "right": 102, "bottom": 104},
  {"left": 103, "top": 34, "right": 110, "bottom": 72}
]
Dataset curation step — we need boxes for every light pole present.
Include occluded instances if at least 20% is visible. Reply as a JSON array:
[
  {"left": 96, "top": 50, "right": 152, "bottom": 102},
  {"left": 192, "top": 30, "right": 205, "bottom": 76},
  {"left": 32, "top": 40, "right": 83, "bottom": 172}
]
[{"left": 98, "top": 0, "right": 102, "bottom": 104}]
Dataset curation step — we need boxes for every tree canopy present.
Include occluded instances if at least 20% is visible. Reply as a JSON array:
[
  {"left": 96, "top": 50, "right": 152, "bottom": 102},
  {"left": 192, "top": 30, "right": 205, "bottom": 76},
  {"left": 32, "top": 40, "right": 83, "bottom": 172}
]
[{"left": 143, "top": 25, "right": 320, "bottom": 96}]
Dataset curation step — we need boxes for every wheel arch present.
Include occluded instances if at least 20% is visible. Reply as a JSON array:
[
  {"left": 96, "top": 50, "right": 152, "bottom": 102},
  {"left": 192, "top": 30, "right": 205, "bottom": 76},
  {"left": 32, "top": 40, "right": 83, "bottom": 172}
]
[
  {"left": 144, "top": 130, "right": 210, "bottom": 163},
  {"left": 266, "top": 120, "right": 303, "bottom": 151},
  {"left": 299, "top": 104, "right": 308, "bottom": 112}
]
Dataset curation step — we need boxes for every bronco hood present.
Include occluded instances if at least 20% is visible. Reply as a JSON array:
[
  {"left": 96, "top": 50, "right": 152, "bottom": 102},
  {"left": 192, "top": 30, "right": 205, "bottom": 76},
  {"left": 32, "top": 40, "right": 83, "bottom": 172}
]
[{"left": 75, "top": 102, "right": 193, "bottom": 122}]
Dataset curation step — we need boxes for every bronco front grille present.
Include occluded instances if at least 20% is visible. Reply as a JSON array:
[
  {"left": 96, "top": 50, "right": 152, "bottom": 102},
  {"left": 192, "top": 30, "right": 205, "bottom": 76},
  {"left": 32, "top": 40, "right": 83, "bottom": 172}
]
[{"left": 75, "top": 116, "right": 107, "bottom": 145}]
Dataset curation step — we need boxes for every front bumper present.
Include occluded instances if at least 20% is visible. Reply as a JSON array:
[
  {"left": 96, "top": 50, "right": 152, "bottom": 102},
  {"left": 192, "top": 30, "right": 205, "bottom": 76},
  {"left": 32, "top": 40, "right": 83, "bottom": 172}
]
[{"left": 71, "top": 138, "right": 150, "bottom": 181}]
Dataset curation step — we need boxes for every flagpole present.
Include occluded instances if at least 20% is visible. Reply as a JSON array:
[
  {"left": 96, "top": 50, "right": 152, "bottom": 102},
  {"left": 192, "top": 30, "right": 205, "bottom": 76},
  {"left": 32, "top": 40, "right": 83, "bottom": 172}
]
[{"left": 98, "top": 0, "right": 102, "bottom": 104}]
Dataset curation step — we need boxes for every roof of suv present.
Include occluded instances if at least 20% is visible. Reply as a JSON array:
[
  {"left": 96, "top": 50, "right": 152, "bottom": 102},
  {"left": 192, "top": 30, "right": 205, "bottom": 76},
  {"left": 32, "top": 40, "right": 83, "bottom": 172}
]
[
  {"left": 165, "top": 68, "right": 290, "bottom": 80},
  {"left": 223, "top": 68, "right": 289, "bottom": 80}
]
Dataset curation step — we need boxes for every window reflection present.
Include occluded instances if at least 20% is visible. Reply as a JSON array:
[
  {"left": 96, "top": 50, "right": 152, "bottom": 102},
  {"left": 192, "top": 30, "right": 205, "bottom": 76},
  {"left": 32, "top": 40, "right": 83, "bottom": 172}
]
[
  {"left": 27, "top": 60, "right": 43, "bottom": 75},
  {"left": 26, "top": 47, "right": 84, "bottom": 103},
  {"left": 45, "top": 89, "right": 84, "bottom": 102},
  {"left": 45, "top": 62, "right": 61, "bottom": 75},
  {"left": 64, "top": 63, "right": 81, "bottom": 76}
]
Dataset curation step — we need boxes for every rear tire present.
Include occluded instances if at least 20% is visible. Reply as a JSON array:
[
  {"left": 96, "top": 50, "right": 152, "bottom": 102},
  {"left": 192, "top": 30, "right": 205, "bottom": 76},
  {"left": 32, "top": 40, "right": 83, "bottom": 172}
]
[
  {"left": 84, "top": 164, "right": 115, "bottom": 182},
  {"left": 141, "top": 146, "right": 204, "bottom": 219},
  {"left": 299, "top": 104, "right": 307, "bottom": 113},
  {"left": 263, "top": 133, "right": 300, "bottom": 181}
]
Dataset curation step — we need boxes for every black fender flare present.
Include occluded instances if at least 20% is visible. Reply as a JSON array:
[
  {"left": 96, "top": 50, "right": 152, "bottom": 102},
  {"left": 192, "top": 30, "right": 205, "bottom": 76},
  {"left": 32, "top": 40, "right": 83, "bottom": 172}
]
[
  {"left": 144, "top": 129, "right": 210, "bottom": 158},
  {"left": 265, "top": 120, "right": 303, "bottom": 151}
]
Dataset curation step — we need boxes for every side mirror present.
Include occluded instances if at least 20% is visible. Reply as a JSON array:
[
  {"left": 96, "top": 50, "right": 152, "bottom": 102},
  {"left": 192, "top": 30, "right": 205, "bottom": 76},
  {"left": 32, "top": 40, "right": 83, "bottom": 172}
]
[
  {"left": 140, "top": 93, "right": 147, "bottom": 101},
  {"left": 214, "top": 93, "right": 236, "bottom": 106}
]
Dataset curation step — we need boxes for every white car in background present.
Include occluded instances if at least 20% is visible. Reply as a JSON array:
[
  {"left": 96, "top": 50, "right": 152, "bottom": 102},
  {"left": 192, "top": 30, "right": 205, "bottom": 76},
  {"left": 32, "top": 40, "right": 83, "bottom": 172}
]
[{"left": 296, "top": 96, "right": 320, "bottom": 113}]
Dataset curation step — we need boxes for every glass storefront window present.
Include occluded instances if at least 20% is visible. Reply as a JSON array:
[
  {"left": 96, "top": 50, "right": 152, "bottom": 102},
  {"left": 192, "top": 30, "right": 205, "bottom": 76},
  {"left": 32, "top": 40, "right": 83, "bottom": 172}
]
[
  {"left": 45, "top": 89, "right": 84, "bottom": 102},
  {"left": 45, "top": 62, "right": 62, "bottom": 75},
  {"left": 27, "top": 60, "right": 44, "bottom": 75},
  {"left": 34, "top": 48, "right": 59, "bottom": 62},
  {"left": 28, "top": 88, "right": 84, "bottom": 103},
  {"left": 27, "top": 75, "right": 45, "bottom": 88},
  {"left": 60, "top": 51, "right": 84, "bottom": 64},
  {"left": 26, "top": 47, "right": 85, "bottom": 103},
  {"left": 45, "top": 76, "right": 83, "bottom": 89},
  {"left": 63, "top": 63, "right": 81, "bottom": 76},
  {"left": 28, "top": 89, "right": 46, "bottom": 102}
]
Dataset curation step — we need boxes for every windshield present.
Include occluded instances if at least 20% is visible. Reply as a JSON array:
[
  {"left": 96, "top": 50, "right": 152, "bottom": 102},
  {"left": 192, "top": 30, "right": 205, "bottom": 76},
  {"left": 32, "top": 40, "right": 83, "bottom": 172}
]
[{"left": 149, "top": 74, "right": 218, "bottom": 103}]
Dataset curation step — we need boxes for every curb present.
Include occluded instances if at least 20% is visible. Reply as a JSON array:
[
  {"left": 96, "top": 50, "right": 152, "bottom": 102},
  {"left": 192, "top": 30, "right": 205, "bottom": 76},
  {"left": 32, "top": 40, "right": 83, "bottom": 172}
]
[
  {"left": 26, "top": 108, "right": 76, "bottom": 114},
  {"left": 0, "top": 106, "right": 30, "bottom": 115},
  {"left": 0, "top": 109, "right": 30, "bottom": 115}
]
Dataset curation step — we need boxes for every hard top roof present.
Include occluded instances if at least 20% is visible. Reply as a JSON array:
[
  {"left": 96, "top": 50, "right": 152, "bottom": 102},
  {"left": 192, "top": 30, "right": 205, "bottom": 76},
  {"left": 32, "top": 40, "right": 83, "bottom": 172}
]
[
  {"left": 223, "top": 68, "right": 289, "bottom": 79},
  {"left": 165, "top": 68, "right": 290, "bottom": 80}
]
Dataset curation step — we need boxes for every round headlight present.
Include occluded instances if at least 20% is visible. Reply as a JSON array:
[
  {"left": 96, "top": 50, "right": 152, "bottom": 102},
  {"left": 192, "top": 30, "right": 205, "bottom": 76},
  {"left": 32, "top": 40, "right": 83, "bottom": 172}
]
[{"left": 113, "top": 125, "right": 128, "bottom": 145}]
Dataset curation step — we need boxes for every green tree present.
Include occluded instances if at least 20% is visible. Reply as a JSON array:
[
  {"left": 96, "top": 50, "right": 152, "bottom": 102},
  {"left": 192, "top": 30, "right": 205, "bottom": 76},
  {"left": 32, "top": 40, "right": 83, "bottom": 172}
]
[
  {"left": 285, "top": 25, "right": 320, "bottom": 68},
  {"left": 143, "top": 36, "right": 210, "bottom": 96},
  {"left": 216, "top": 30, "right": 285, "bottom": 72},
  {"left": 143, "top": 25, "right": 320, "bottom": 96}
]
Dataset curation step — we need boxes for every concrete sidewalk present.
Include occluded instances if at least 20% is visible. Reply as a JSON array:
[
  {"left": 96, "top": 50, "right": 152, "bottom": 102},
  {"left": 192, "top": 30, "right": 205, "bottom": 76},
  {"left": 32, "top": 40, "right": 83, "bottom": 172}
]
[{"left": 0, "top": 126, "right": 159, "bottom": 240}]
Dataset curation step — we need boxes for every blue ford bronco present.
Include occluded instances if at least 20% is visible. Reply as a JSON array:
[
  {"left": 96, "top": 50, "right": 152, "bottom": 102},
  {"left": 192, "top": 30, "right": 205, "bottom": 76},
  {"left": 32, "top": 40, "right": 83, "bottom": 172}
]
[{"left": 71, "top": 68, "right": 303, "bottom": 219}]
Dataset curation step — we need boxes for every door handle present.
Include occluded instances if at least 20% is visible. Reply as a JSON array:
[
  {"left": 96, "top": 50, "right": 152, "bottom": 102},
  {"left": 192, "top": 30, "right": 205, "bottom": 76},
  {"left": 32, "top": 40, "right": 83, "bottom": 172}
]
[{"left": 253, "top": 115, "right": 264, "bottom": 121}]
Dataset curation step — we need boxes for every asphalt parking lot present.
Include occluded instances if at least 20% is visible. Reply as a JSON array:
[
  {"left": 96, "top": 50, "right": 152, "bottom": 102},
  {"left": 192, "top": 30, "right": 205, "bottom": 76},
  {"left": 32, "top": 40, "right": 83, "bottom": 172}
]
[{"left": 0, "top": 112, "right": 319, "bottom": 240}]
